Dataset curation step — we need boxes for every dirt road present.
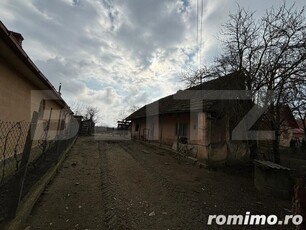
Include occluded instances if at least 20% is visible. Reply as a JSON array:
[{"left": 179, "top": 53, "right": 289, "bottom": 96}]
[
  {"left": 25, "top": 136, "right": 291, "bottom": 229},
  {"left": 25, "top": 137, "right": 105, "bottom": 230}
]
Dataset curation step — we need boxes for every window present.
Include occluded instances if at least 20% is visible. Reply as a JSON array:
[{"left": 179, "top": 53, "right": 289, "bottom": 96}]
[
  {"left": 175, "top": 123, "right": 186, "bottom": 137},
  {"left": 135, "top": 124, "right": 139, "bottom": 132}
]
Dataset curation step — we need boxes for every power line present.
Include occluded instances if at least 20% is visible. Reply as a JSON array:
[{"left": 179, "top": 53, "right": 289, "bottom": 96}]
[
  {"left": 200, "top": 0, "right": 204, "bottom": 71},
  {"left": 196, "top": 0, "right": 199, "bottom": 69}
]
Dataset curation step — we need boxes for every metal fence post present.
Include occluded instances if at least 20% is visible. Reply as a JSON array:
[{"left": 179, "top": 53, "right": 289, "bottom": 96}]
[{"left": 42, "top": 108, "right": 52, "bottom": 158}]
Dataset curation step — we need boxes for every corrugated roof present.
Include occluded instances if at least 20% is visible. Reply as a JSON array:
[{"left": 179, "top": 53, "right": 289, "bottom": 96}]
[{"left": 254, "top": 160, "right": 291, "bottom": 170}]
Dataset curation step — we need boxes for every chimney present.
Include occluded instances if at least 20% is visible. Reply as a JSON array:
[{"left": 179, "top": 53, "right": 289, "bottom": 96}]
[
  {"left": 58, "top": 83, "right": 62, "bottom": 96},
  {"left": 9, "top": 31, "right": 24, "bottom": 47}
]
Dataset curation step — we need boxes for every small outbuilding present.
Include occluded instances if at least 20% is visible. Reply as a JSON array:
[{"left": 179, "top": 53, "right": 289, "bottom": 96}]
[{"left": 80, "top": 119, "right": 95, "bottom": 135}]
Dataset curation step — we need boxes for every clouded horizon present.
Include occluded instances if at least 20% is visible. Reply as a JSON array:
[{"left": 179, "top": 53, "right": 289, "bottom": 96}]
[{"left": 1, "top": 0, "right": 304, "bottom": 126}]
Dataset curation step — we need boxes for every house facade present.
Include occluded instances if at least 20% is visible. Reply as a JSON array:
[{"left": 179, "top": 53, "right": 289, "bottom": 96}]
[
  {"left": 126, "top": 72, "right": 251, "bottom": 165},
  {"left": 0, "top": 21, "right": 74, "bottom": 162},
  {"left": 255, "top": 105, "right": 299, "bottom": 159}
]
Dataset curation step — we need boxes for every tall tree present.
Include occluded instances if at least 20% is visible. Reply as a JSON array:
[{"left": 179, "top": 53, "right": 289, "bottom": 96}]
[{"left": 214, "top": 3, "right": 306, "bottom": 163}]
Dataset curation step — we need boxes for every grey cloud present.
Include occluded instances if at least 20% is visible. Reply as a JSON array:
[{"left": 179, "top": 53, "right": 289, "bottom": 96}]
[
  {"left": 2, "top": 0, "right": 301, "bottom": 126},
  {"left": 113, "top": 0, "right": 188, "bottom": 68}
]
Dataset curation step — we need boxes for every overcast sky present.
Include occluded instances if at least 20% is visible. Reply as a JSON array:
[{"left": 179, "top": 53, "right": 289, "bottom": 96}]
[{"left": 1, "top": 0, "right": 304, "bottom": 126}]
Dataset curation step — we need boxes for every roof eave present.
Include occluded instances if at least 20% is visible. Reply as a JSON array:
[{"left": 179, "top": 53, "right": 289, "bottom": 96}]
[{"left": 0, "top": 21, "right": 70, "bottom": 111}]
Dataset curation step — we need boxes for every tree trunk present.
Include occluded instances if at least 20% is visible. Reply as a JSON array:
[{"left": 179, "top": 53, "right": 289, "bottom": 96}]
[
  {"left": 249, "top": 140, "right": 258, "bottom": 161},
  {"left": 271, "top": 102, "right": 281, "bottom": 164},
  {"left": 303, "top": 122, "right": 306, "bottom": 141},
  {"left": 273, "top": 129, "right": 281, "bottom": 164}
]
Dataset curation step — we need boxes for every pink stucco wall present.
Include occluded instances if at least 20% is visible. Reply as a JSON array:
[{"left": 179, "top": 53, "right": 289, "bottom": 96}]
[
  {"left": 130, "top": 112, "right": 249, "bottom": 165},
  {"left": 131, "top": 112, "right": 210, "bottom": 160}
]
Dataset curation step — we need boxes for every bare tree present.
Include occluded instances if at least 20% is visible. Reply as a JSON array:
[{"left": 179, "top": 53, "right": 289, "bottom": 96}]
[
  {"left": 70, "top": 102, "right": 101, "bottom": 124},
  {"left": 181, "top": 66, "right": 217, "bottom": 88},
  {"left": 84, "top": 106, "right": 100, "bottom": 123},
  {"left": 119, "top": 105, "right": 140, "bottom": 121},
  {"left": 129, "top": 105, "right": 140, "bottom": 113},
  {"left": 70, "top": 101, "right": 85, "bottom": 116},
  {"left": 214, "top": 3, "right": 306, "bottom": 163}
]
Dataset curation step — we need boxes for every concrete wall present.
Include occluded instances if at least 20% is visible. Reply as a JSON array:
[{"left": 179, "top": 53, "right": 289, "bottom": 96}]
[
  {"left": 279, "top": 128, "right": 293, "bottom": 147},
  {"left": 256, "top": 127, "right": 293, "bottom": 160},
  {"left": 256, "top": 125, "right": 294, "bottom": 148}
]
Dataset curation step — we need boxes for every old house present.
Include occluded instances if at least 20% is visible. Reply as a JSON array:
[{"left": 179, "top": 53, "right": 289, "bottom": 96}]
[
  {"left": 126, "top": 72, "right": 252, "bottom": 165},
  {"left": 274, "top": 106, "right": 299, "bottom": 147},
  {"left": 0, "top": 21, "right": 74, "bottom": 167},
  {"left": 293, "top": 120, "right": 306, "bottom": 141},
  {"left": 255, "top": 105, "right": 299, "bottom": 159},
  {"left": 0, "top": 21, "right": 73, "bottom": 129}
]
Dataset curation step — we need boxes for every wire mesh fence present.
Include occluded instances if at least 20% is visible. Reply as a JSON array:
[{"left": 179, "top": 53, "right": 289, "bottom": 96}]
[
  {"left": 0, "top": 113, "right": 78, "bottom": 223},
  {"left": 0, "top": 121, "right": 30, "bottom": 183}
]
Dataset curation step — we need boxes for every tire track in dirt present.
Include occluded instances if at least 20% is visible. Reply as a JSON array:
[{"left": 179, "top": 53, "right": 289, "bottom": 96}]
[
  {"left": 117, "top": 141, "right": 206, "bottom": 228},
  {"left": 100, "top": 140, "right": 208, "bottom": 229},
  {"left": 116, "top": 141, "right": 289, "bottom": 230},
  {"left": 99, "top": 141, "right": 132, "bottom": 229}
]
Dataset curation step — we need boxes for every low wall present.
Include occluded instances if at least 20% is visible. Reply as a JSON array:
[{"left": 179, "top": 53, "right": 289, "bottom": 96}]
[{"left": 254, "top": 160, "right": 294, "bottom": 199}]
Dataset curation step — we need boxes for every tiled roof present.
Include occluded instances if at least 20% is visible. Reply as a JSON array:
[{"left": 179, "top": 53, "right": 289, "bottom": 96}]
[
  {"left": 293, "top": 128, "right": 304, "bottom": 134},
  {"left": 126, "top": 71, "right": 246, "bottom": 120}
]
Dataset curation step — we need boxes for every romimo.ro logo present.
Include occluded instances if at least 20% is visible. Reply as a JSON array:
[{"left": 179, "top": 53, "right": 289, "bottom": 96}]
[{"left": 207, "top": 212, "right": 303, "bottom": 226}]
